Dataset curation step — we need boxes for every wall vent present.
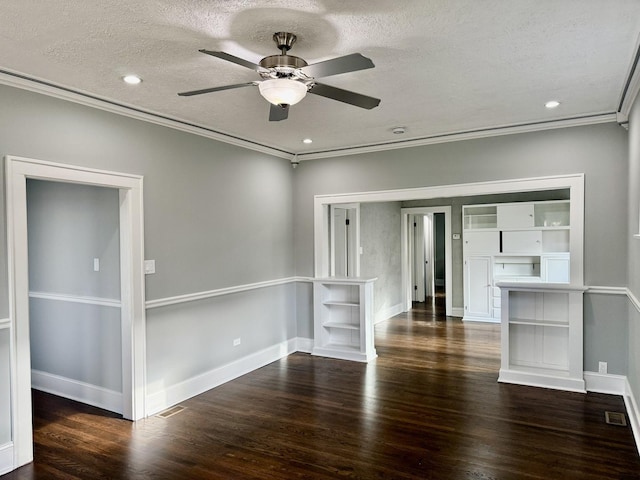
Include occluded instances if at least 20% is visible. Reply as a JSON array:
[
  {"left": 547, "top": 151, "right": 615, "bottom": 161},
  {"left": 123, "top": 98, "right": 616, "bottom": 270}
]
[{"left": 605, "top": 411, "right": 627, "bottom": 426}]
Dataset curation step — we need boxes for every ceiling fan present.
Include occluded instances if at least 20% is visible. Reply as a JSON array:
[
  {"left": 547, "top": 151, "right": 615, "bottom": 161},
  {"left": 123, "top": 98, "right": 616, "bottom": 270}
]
[{"left": 178, "top": 32, "right": 381, "bottom": 121}]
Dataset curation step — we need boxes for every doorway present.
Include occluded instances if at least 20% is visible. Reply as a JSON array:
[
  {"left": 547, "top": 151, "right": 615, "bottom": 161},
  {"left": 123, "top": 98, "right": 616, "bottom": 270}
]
[
  {"left": 410, "top": 212, "right": 446, "bottom": 306},
  {"left": 26, "top": 179, "right": 123, "bottom": 415},
  {"left": 402, "top": 207, "right": 453, "bottom": 316},
  {"left": 5, "top": 156, "right": 146, "bottom": 471}
]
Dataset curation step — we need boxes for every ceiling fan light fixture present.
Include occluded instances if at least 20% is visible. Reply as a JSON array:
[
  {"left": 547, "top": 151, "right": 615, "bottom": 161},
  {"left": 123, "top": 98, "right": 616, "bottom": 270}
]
[{"left": 258, "top": 78, "right": 307, "bottom": 106}]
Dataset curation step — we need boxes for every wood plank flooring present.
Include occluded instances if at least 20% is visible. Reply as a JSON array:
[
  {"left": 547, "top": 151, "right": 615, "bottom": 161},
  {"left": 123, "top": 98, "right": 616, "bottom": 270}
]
[{"left": 4, "top": 299, "right": 640, "bottom": 479}]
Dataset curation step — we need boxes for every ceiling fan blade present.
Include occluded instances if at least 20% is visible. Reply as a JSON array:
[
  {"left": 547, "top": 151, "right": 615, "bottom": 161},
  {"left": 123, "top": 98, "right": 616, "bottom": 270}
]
[
  {"left": 309, "top": 83, "right": 380, "bottom": 109},
  {"left": 269, "top": 103, "right": 289, "bottom": 121},
  {"left": 199, "top": 50, "right": 265, "bottom": 72},
  {"left": 301, "top": 53, "right": 375, "bottom": 79},
  {"left": 178, "top": 82, "right": 256, "bottom": 97}
]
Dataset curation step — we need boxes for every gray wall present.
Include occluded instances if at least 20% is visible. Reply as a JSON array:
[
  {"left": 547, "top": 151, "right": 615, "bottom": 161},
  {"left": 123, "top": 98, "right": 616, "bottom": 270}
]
[
  {"left": 359, "top": 202, "right": 402, "bottom": 320},
  {"left": 27, "top": 180, "right": 122, "bottom": 391},
  {"left": 627, "top": 94, "right": 640, "bottom": 395},
  {"left": 293, "top": 123, "right": 629, "bottom": 373},
  {"left": 0, "top": 84, "right": 296, "bottom": 399}
]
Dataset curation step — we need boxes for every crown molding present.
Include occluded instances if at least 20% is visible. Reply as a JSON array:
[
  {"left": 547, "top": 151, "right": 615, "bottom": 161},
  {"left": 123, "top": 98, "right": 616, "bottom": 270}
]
[
  {"left": 296, "top": 113, "right": 617, "bottom": 161},
  {"left": 0, "top": 69, "right": 294, "bottom": 161},
  {"left": 0, "top": 69, "right": 620, "bottom": 163},
  {"left": 618, "top": 32, "right": 640, "bottom": 121}
]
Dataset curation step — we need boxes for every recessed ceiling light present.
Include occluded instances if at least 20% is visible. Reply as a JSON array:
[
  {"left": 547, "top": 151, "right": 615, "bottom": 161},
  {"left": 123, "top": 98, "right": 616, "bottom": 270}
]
[
  {"left": 123, "top": 75, "right": 142, "bottom": 85},
  {"left": 545, "top": 100, "right": 560, "bottom": 109},
  {"left": 303, "top": 138, "right": 313, "bottom": 144},
  {"left": 392, "top": 126, "right": 406, "bottom": 134}
]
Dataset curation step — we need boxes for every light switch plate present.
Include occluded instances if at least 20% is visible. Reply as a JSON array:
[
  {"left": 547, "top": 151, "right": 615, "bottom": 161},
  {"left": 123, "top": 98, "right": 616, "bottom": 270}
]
[
  {"left": 453, "top": 233, "right": 461, "bottom": 240},
  {"left": 144, "top": 260, "right": 156, "bottom": 275}
]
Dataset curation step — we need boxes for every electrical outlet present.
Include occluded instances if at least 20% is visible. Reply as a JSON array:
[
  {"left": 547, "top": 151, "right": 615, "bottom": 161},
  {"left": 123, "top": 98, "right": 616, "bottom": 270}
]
[
  {"left": 93, "top": 258, "right": 100, "bottom": 272},
  {"left": 598, "top": 361, "right": 608, "bottom": 374},
  {"left": 233, "top": 338, "right": 241, "bottom": 347}
]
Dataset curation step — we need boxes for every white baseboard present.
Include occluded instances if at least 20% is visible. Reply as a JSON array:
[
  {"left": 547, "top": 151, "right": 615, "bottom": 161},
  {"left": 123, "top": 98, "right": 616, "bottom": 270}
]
[
  {"left": 624, "top": 378, "right": 640, "bottom": 456},
  {"left": 583, "top": 371, "right": 627, "bottom": 395},
  {"left": 296, "top": 337, "right": 314, "bottom": 354},
  {"left": 375, "top": 303, "right": 404, "bottom": 324},
  {"left": 0, "top": 443, "right": 13, "bottom": 476},
  {"left": 31, "top": 370, "right": 123, "bottom": 415},
  {"left": 451, "top": 307, "right": 464, "bottom": 317},
  {"left": 498, "top": 368, "right": 586, "bottom": 393},
  {"left": 146, "top": 338, "right": 299, "bottom": 416}
]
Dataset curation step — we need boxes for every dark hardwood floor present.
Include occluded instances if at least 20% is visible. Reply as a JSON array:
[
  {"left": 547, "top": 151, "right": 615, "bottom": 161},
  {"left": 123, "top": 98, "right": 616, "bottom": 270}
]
[{"left": 5, "top": 296, "right": 640, "bottom": 479}]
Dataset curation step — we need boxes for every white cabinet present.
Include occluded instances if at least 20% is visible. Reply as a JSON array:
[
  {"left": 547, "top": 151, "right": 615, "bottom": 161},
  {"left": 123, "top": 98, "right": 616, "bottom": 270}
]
[
  {"left": 502, "top": 230, "right": 542, "bottom": 253},
  {"left": 463, "top": 231, "right": 500, "bottom": 254},
  {"left": 542, "top": 254, "right": 570, "bottom": 283},
  {"left": 464, "top": 256, "right": 493, "bottom": 320},
  {"left": 497, "top": 282, "right": 585, "bottom": 392},
  {"left": 497, "top": 204, "right": 534, "bottom": 229},
  {"left": 463, "top": 200, "right": 570, "bottom": 323},
  {"left": 312, "top": 277, "right": 377, "bottom": 363}
]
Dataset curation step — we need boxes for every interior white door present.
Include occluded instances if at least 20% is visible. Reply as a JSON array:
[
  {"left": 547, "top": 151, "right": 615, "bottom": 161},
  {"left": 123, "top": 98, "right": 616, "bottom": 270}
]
[
  {"left": 413, "top": 215, "right": 425, "bottom": 301},
  {"left": 464, "top": 256, "right": 492, "bottom": 318},
  {"left": 423, "top": 214, "right": 435, "bottom": 299},
  {"left": 330, "top": 205, "right": 358, "bottom": 277}
]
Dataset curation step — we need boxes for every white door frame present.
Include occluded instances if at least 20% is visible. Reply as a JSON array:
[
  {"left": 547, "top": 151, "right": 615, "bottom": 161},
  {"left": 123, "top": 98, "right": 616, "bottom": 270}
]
[
  {"left": 314, "top": 174, "right": 584, "bottom": 301},
  {"left": 403, "top": 208, "right": 453, "bottom": 315},
  {"left": 5, "top": 156, "right": 146, "bottom": 470}
]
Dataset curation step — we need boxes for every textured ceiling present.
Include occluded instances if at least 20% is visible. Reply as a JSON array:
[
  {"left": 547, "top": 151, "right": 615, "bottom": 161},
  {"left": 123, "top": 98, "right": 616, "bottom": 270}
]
[{"left": 1, "top": 1, "right": 639, "bottom": 156}]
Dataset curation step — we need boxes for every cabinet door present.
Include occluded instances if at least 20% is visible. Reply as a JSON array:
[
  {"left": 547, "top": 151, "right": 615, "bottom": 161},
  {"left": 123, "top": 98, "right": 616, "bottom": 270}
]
[
  {"left": 502, "top": 230, "right": 542, "bottom": 253},
  {"left": 463, "top": 231, "right": 500, "bottom": 255},
  {"left": 497, "top": 204, "right": 534, "bottom": 229},
  {"left": 464, "top": 256, "right": 492, "bottom": 318},
  {"left": 542, "top": 255, "right": 570, "bottom": 283}
]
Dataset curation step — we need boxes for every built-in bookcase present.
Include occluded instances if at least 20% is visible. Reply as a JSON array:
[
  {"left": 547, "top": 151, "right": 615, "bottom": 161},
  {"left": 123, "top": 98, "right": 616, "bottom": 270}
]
[
  {"left": 312, "top": 277, "right": 377, "bottom": 363},
  {"left": 497, "top": 282, "right": 586, "bottom": 392}
]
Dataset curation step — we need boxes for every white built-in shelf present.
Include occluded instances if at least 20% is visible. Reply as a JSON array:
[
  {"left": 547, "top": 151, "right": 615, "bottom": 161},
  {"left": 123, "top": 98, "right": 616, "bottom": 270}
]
[
  {"left": 497, "top": 281, "right": 586, "bottom": 392},
  {"left": 462, "top": 200, "right": 571, "bottom": 323},
  {"left": 508, "top": 318, "right": 569, "bottom": 328},
  {"left": 323, "top": 301, "right": 359, "bottom": 307},
  {"left": 323, "top": 321, "right": 360, "bottom": 330},
  {"left": 313, "top": 277, "right": 377, "bottom": 363}
]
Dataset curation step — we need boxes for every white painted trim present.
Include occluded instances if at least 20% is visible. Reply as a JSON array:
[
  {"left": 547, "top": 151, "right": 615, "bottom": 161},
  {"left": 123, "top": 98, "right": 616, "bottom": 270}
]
[
  {"left": 618, "top": 32, "right": 640, "bottom": 120},
  {"left": 0, "top": 71, "right": 292, "bottom": 161},
  {"left": 0, "top": 443, "right": 13, "bottom": 476},
  {"left": 451, "top": 307, "right": 465, "bottom": 318},
  {"left": 31, "top": 370, "right": 123, "bottom": 415},
  {"left": 297, "top": 115, "right": 616, "bottom": 161},
  {"left": 586, "top": 286, "right": 628, "bottom": 295},
  {"left": 296, "top": 337, "right": 314, "bottom": 354},
  {"left": 583, "top": 371, "right": 627, "bottom": 395},
  {"left": 498, "top": 368, "right": 586, "bottom": 393},
  {"left": 374, "top": 303, "right": 404, "bottom": 324},
  {"left": 5, "top": 155, "right": 147, "bottom": 471},
  {"left": 146, "top": 277, "right": 302, "bottom": 309},
  {"left": 146, "top": 338, "right": 298, "bottom": 416},
  {"left": 28, "top": 291, "right": 121, "bottom": 308},
  {"left": 624, "top": 377, "right": 640, "bottom": 456},
  {"left": 401, "top": 206, "right": 453, "bottom": 316},
  {"left": 315, "top": 175, "right": 585, "bottom": 287},
  {"left": 0, "top": 318, "right": 9, "bottom": 330},
  {"left": 627, "top": 288, "right": 640, "bottom": 314}
]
